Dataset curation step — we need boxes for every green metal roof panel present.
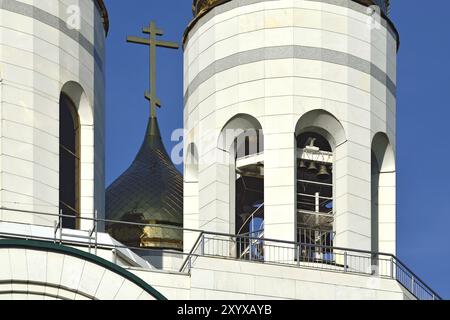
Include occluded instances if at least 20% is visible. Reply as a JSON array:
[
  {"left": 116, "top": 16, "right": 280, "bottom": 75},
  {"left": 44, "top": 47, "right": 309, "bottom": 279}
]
[{"left": 106, "top": 117, "right": 183, "bottom": 251}]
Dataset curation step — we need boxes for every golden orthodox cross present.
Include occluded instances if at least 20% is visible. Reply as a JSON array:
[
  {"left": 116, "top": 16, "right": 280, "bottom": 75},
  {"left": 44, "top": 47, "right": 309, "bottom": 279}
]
[{"left": 127, "top": 21, "right": 179, "bottom": 118}]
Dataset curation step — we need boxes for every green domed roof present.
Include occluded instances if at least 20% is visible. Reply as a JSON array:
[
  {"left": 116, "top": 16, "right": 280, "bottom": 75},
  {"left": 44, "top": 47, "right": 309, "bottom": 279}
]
[{"left": 106, "top": 117, "right": 183, "bottom": 251}]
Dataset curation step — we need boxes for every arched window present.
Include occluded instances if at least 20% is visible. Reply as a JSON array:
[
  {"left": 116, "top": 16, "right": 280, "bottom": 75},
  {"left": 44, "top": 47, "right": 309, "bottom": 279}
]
[
  {"left": 217, "top": 114, "right": 264, "bottom": 260},
  {"left": 295, "top": 110, "right": 346, "bottom": 260},
  {"left": 296, "top": 132, "right": 334, "bottom": 258},
  {"left": 59, "top": 93, "right": 80, "bottom": 229},
  {"left": 234, "top": 129, "right": 264, "bottom": 261}
]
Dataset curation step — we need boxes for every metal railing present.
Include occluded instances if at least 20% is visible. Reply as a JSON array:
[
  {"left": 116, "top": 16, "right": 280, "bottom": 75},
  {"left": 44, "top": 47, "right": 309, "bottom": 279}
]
[
  {"left": 0, "top": 206, "right": 193, "bottom": 273},
  {"left": 298, "top": 227, "right": 335, "bottom": 248},
  {"left": 180, "top": 232, "right": 442, "bottom": 301},
  {"left": 237, "top": 203, "right": 264, "bottom": 236},
  {"left": 0, "top": 206, "right": 442, "bottom": 300}
]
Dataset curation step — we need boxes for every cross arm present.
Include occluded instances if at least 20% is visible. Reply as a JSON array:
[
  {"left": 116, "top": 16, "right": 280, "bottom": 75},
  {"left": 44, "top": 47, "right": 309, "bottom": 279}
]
[
  {"left": 155, "top": 40, "right": 179, "bottom": 50},
  {"left": 127, "top": 36, "right": 150, "bottom": 45},
  {"left": 143, "top": 26, "right": 164, "bottom": 36}
]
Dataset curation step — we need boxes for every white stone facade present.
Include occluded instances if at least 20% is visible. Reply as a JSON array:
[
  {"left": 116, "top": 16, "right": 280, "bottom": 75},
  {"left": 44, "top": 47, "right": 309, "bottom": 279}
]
[
  {"left": 0, "top": 0, "right": 106, "bottom": 230},
  {"left": 131, "top": 256, "right": 413, "bottom": 300},
  {"left": 183, "top": 0, "right": 397, "bottom": 255}
]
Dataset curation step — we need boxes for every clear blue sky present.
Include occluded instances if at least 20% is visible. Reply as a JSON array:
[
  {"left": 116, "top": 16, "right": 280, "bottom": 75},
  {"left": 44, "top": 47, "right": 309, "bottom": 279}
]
[{"left": 105, "top": 1, "right": 450, "bottom": 298}]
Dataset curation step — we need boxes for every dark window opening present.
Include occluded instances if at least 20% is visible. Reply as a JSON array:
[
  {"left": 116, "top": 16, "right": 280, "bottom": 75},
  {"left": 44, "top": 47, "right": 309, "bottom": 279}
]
[
  {"left": 59, "top": 93, "right": 80, "bottom": 229},
  {"left": 234, "top": 130, "right": 264, "bottom": 261},
  {"left": 296, "top": 132, "right": 334, "bottom": 261}
]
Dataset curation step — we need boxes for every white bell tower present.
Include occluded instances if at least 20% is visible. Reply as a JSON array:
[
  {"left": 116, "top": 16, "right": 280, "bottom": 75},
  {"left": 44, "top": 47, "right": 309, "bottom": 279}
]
[{"left": 183, "top": 0, "right": 398, "bottom": 256}]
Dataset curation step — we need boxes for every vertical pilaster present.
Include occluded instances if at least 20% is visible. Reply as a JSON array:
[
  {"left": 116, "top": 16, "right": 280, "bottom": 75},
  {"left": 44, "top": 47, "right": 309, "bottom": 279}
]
[
  {"left": 264, "top": 126, "right": 296, "bottom": 262},
  {"left": 378, "top": 171, "right": 396, "bottom": 255},
  {"left": 334, "top": 140, "right": 372, "bottom": 252},
  {"left": 183, "top": 181, "right": 199, "bottom": 253}
]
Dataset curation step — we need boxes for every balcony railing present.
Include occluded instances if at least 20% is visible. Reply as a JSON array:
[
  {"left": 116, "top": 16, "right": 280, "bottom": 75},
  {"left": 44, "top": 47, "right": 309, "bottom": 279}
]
[
  {"left": 181, "top": 232, "right": 442, "bottom": 301},
  {"left": 0, "top": 206, "right": 442, "bottom": 301}
]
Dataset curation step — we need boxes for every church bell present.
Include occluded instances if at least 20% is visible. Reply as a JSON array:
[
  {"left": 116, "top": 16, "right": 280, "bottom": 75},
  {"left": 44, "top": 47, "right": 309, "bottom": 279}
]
[
  {"left": 299, "top": 160, "right": 307, "bottom": 169},
  {"left": 307, "top": 161, "right": 318, "bottom": 174},
  {"left": 317, "top": 165, "right": 330, "bottom": 180}
]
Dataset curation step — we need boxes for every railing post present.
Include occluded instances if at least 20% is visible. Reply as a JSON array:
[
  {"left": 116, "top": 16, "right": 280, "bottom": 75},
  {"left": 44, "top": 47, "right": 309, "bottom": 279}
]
[
  {"left": 200, "top": 233, "right": 205, "bottom": 256},
  {"left": 390, "top": 257, "right": 394, "bottom": 279},
  {"left": 59, "top": 209, "right": 63, "bottom": 244},
  {"left": 249, "top": 237, "right": 252, "bottom": 262},
  {"left": 88, "top": 229, "right": 92, "bottom": 253},
  {"left": 297, "top": 244, "right": 301, "bottom": 267},
  {"left": 53, "top": 221, "right": 57, "bottom": 243},
  {"left": 112, "top": 249, "right": 117, "bottom": 264},
  {"left": 94, "top": 210, "right": 98, "bottom": 256},
  {"left": 344, "top": 251, "right": 348, "bottom": 273}
]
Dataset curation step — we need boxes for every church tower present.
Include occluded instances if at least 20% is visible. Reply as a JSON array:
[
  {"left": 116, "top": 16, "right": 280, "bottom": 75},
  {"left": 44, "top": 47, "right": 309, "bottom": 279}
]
[
  {"left": 183, "top": 0, "right": 398, "bottom": 255},
  {"left": 0, "top": 0, "right": 108, "bottom": 231}
]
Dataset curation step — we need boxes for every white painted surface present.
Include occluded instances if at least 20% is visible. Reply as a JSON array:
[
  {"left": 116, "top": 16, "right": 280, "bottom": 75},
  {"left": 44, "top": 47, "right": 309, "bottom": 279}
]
[
  {"left": 0, "top": 0, "right": 106, "bottom": 230},
  {"left": 0, "top": 246, "right": 156, "bottom": 300},
  {"left": 131, "top": 256, "right": 413, "bottom": 300}
]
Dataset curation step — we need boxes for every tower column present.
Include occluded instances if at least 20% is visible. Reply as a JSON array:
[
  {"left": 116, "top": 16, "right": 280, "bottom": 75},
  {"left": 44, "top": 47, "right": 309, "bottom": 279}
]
[
  {"left": 197, "top": 147, "right": 233, "bottom": 235},
  {"left": 334, "top": 140, "right": 372, "bottom": 252},
  {"left": 377, "top": 171, "right": 396, "bottom": 255},
  {"left": 183, "top": 180, "right": 199, "bottom": 253},
  {"left": 263, "top": 129, "right": 297, "bottom": 262},
  {"left": 263, "top": 130, "right": 297, "bottom": 244}
]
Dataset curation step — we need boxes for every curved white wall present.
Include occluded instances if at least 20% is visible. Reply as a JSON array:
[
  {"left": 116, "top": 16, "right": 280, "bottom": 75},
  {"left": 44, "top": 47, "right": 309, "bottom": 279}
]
[
  {"left": 0, "top": 0, "right": 106, "bottom": 230},
  {"left": 183, "top": 0, "right": 398, "bottom": 253},
  {"left": 0, "top": 246, "right": 157, "bottom": 300}
]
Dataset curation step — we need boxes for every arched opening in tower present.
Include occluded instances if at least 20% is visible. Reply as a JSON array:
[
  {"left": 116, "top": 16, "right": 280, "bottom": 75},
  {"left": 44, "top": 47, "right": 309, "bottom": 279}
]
[
  {"left": 296, "top": 132, "right": 334, "bottom": 262},
  {"left": 234, "top": 130, "right": 264, "bottom": 261},
  {"left": 59, "top": 93, "right": 81, "bottom": 230}
]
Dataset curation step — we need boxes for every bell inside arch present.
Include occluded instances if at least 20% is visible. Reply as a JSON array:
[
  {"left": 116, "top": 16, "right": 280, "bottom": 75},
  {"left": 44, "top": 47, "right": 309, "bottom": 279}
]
[
  {"left": 298, "top": 160, "right": 307, "bottom": 169},
  {"left": 317, "top": 165, "right": 330, "bottom": 180},
  {"left": 307, "top": 161, "right": 318, "bottom": 174}
]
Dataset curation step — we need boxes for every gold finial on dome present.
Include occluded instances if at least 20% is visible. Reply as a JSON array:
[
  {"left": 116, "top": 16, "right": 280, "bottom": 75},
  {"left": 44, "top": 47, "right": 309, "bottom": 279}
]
[{"left": 192, "top": 0, "right": 226, "bottom": 17}]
